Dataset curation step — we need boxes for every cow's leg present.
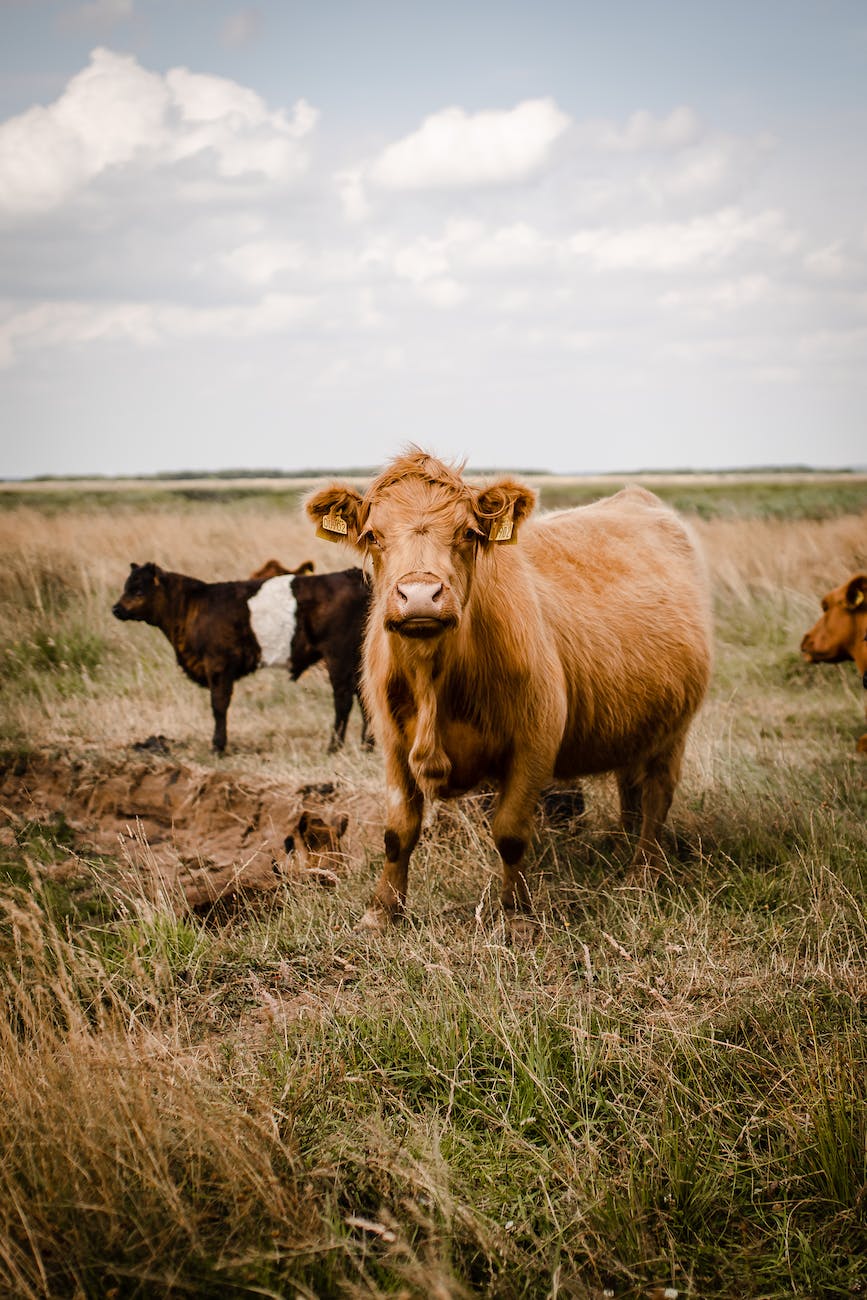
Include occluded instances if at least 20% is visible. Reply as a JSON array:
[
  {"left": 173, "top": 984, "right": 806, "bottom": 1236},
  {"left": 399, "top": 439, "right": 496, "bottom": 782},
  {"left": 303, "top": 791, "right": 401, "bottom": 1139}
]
[
  {"left": 617, "top": 768, "right": 643, "bottom": 836},
  {"left": 360, "top": 771, "right": 423, "bottom": 930},
  {"left": 358, "top": 694, "right": 375, "bottom": 750},
  {"left": 325, "top": 668, "right": 354, "bottom": 753},
  {"left": 208, "top": 673, "right": 234, "bottom": 754},
  {"left": 629, "top": 735, "right": 686, "bottom": 876},
  {"left": 491, "top": 760, "right": 550, "bottom": 930}
]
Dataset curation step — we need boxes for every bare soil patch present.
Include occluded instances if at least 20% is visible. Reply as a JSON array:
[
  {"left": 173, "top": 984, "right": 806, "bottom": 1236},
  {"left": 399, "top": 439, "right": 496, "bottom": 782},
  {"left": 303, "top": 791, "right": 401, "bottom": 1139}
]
[{"left": 0, "top": 746, "right": 381, "bottom": 911}]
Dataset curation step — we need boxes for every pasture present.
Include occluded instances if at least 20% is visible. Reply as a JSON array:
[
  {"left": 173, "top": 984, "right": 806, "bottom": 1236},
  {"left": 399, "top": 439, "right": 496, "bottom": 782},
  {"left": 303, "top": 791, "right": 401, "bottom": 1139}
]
[{"left": 0, "top": 474, "right": 865, "bottom": 1299}]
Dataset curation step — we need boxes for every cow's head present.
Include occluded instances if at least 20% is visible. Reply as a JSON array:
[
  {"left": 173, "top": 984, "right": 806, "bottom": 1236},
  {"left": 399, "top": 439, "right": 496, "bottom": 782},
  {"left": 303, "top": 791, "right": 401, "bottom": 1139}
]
[
  {"left": 111, "top": 562, "right": 163, "bottom": 623},
  {"left": 306, "top": 451, "right": 535, "bottom": 640},
  {"left": 801, "top": 572, "right": 867, "bottom": 665}
]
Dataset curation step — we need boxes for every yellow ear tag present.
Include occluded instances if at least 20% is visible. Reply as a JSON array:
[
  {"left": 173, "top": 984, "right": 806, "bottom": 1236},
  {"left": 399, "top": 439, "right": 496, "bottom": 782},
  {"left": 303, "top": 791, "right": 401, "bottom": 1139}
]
[
  {"left": 317, "top": 511, "right": 348, "bottom": 541},
  {"left": 853, "top": 589, "right": 865, "bottom": 606},
  {"left": 490, "top": 518, "right": 516, "bottom": 544}
]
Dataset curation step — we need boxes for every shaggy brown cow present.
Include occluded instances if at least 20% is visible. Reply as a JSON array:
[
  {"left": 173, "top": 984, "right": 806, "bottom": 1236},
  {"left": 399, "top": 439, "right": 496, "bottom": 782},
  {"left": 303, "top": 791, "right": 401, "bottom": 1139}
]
[
  {"left": 800, "top": 572, "right": 867, "bottom": 752},
  {"left": 307, "top": 451, "right": 713, "bottom": 930},
  {"left": 249, "top": 558, "right": 314, "bottom": 581}
]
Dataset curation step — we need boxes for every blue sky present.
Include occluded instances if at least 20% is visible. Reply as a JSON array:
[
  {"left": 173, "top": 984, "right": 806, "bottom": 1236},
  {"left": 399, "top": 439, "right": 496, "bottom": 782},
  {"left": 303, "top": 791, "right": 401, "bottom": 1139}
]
[{"left": 1, "top": 0, "right": 866, "bottom": 476}]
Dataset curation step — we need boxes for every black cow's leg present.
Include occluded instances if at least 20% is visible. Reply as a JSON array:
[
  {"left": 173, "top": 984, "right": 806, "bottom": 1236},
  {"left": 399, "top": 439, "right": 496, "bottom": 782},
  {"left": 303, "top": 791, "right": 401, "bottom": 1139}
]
[
  {"left": 208, "top": 673, "right": 234, "bottom": 753},
  {"left": 358, "top": 693, "right": 374, "bottom": 750},
  {"left": 326, "top": 669, "right": 354, "bottom": 753}
]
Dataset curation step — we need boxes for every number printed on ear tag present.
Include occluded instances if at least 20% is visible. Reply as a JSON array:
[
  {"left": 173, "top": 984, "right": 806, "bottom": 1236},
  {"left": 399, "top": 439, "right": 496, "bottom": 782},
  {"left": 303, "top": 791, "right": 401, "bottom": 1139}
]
[
  {"left": 322, "top": 512, "right": 348, "bottom": 535},
  {"left": 491, "top": 519, "right": 514, "bottom": 542}
]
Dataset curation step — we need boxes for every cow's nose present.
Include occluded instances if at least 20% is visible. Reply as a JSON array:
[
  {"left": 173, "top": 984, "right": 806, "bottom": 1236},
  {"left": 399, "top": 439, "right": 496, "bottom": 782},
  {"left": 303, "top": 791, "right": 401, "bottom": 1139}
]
[{"left": 395, "top": 580, "right": 444, "bottom": 618}]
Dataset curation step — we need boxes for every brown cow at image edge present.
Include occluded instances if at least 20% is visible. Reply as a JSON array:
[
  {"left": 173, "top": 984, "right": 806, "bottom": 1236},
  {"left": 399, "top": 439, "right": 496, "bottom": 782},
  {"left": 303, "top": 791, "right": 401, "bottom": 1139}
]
[
  {"left": 306, "top": 449, "right": 713, "bottom": 933},
  {"left": 800, "top": 571, "right": 867, "bottom": 753}
]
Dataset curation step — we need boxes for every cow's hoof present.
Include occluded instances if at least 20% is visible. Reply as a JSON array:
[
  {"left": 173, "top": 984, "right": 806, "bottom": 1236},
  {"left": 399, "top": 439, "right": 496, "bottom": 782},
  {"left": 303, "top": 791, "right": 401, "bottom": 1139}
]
[
  {"left": 625, "top": 856, "right": 663, "bottom": 887},
  {"left": 356, "top": 907, "right": 391, "bottom": 932},
  {"left": 505, "top": 912, "right": 540, "bottom": 947}
]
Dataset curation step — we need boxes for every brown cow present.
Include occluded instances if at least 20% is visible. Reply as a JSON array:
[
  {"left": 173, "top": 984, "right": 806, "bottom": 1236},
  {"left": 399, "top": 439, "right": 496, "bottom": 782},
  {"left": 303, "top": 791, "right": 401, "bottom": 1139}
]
[
  {"left": 800, "top": 572, "right": 867, "bottom": 752},
  {"left": 249, "top": 558, "right": 314, "bottom": 581},
  {"left": 306, "top": 450, "right": 713, "bottom": 931}
]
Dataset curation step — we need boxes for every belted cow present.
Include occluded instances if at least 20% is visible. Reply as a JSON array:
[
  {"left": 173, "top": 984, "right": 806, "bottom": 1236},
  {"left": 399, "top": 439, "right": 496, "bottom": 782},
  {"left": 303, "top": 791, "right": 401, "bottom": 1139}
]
[
  {"left": 112, "top": 560, "right": 313, "bottom": 754},
  {"left": 306, "top": 450, "right": 713, "bottom": 930},
  {"left": 800, "top": 572, "right": 867, "bottom": 752}
]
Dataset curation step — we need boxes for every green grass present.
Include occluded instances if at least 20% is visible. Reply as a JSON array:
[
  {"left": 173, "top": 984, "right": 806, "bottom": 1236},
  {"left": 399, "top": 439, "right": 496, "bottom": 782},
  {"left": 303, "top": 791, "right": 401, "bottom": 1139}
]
[
  {"left": 2, "top": 627, "right": 105, "bottom": 685},
  {"left": 3, "top": 474, "right": 865, "bottom": 521},
  {"left": 0, "top": 486, "right": 306, "bottom": 514},
  {"left": 536, "top": 478, "right": 867, "bottom": 520}
]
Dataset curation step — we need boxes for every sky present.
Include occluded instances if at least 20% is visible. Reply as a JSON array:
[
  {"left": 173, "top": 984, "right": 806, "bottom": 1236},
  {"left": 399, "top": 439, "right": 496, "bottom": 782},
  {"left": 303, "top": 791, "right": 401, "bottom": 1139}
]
[{"left": 1, "top": 0, "right": 866, "bottom": 478}]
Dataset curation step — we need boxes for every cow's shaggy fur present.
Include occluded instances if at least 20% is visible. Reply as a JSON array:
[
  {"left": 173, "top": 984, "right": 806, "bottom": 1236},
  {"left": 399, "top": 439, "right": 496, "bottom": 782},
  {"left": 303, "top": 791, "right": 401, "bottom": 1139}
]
[{"left": 308, "top": 451, "right": 713, "bottom": 929}]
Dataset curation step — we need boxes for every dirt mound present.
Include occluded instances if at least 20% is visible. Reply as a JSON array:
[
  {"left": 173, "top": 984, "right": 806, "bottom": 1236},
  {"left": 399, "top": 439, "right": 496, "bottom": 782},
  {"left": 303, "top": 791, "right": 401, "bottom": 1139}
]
[{"left": 0, "top": 748, "right": 381, "bottom": 911}]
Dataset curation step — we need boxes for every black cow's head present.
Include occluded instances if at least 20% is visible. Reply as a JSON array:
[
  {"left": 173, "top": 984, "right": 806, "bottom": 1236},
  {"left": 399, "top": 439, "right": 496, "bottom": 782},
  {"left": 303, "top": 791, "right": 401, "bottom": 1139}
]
[{"left": 112, "top": 562, "right": 163, "bottom": 623}]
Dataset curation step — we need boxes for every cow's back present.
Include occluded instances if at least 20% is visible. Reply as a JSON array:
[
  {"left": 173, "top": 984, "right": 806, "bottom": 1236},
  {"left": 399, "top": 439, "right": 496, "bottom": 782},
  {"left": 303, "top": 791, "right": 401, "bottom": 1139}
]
[
  {"left": 177, "top": 579, "right": 264, "bottom": 682},
  {"left": 472, "top": 486, "right": 712, "bottom": 776}
]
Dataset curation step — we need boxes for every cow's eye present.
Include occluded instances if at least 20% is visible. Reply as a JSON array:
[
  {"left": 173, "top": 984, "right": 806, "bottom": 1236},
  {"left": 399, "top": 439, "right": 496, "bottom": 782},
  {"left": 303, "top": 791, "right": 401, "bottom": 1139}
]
[
  {"left": 463, "top": 527, "right": 482, "bottom": 544},
  {"left": 360, "top": 531, "right": 380, "bottom": 548}
]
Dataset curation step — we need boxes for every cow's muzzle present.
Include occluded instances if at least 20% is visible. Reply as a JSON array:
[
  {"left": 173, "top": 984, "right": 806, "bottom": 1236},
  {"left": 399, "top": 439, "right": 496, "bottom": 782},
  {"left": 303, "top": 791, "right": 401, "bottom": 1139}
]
[
  {"left": 385, "top": 575, "right": 458, "bottom": 638},
  {"left": 111, "top": 602, "right": 132, "bottom": 620}
]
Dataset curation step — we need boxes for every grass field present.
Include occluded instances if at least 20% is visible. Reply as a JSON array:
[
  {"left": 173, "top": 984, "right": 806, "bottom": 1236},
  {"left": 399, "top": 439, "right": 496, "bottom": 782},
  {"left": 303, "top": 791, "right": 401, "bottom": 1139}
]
[{"left": 0, "top": 475, "right": 865, "bottom": 1299}]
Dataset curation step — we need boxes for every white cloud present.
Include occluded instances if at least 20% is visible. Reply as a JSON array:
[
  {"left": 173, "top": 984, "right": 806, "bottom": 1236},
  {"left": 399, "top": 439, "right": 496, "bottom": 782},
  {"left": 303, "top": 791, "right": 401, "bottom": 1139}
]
[
  {"left": 584, "top": 106, "right": 702, "bottom": 153},
  {"left": 659, "top": 275, "right": 772, "bottom": 313},
  {"left": 0, "top": 47, "right": 318, "bottom": 217},
  {"left": 415, "top": 278, "right": 467, "bottom": 308},
  {"left": 803, "top": 242, "right": 858, "bottom": 279},
  {"left": 0, "top": 292, "right": 312, "bottom": 367},
  {"left": 334, "top": 166, "right": 370, "bottom": 221},
  {"left": 385, "top": 220, "right": 554, "bottom": 292},
  {"left": 569, "top": 207, "right": 799, "bottom": 272},
  {"left": 369, "top": 97, "right": 570, "bottom": 190},
  {"left": 221, "top": 239, "right": 305, "bottom": 286}
]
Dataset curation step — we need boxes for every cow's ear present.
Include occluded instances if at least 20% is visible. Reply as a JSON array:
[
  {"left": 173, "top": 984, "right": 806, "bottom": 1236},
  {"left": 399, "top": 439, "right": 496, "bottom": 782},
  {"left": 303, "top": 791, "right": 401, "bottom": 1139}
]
[
  {"left": 845, "top": 573, "right": 867, "bottom": 610},
  {"left": 306, "top": 485, "right": 365, "bottom": 547},
  {"left": 473, "top": 478, "right": 536, "bottom": 545},
  {"left": 293, "top": 560, "right": 315, "bottom": 575}
]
